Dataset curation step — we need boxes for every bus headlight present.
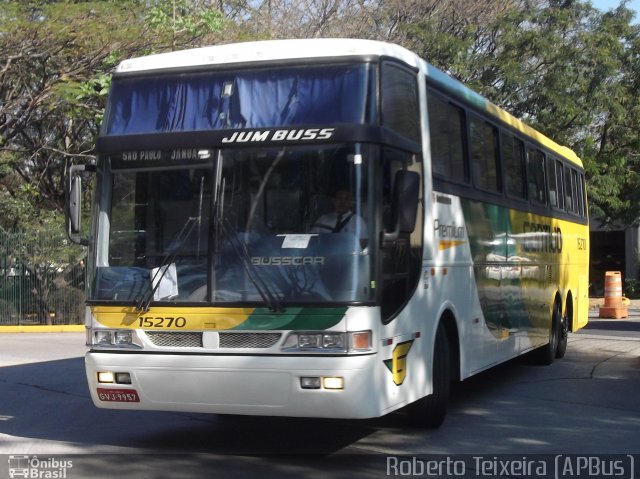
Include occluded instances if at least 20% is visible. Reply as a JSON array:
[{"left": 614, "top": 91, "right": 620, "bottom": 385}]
[
  {"left": 90, "top": 329, "right": 142, "bottom": 349},
  {"left": 114, "top": 330, "right": 133, "bottom": 346},
  {"left": 322, "top": 333, "right": 345, "bottom": 349},
  {"left": 296, "top": 332, "right": 345, "bottom": 351},
  {"left": 282, "top": 331, "right": 372, "bottom": 353},
  {"left": 95, "top": 330, "right": 113, "bottom": 346},
  {"left": 298, "top": 334, "right": 321, "bottom": 349}
]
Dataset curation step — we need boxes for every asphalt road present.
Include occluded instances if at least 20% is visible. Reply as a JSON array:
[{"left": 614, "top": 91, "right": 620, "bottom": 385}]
[{"left": 0, "top": 310, "right": 639, "bottom": 478}]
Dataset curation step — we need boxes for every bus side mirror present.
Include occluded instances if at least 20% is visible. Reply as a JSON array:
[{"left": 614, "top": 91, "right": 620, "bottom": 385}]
[
  {"left": 383, "top": 170, "right": 420, "bottom": 243},
  {"left": 69, "top": 175, "right": 82, "bottom": 234},
  {"left": 66, "top": 163, "right": 96, "bottom": 245}
]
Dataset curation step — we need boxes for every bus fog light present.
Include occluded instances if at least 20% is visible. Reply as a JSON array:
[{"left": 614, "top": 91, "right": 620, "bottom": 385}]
[
  {"left": 97, "top": 372, "right": 115, "bottom": 384},
  {"left": 114, "top": 330, "right": 133, "bottom": 345},
  {"left": 115, "top": 372, "right": 132, "bottom": 384},
  {"left": 323, "top": 377, "right": 344, "bottom": 390},
  {"left": 298, "top": 334, "right": 320, "bottom": 349},
  {"left": 300, "top": 377, "right": 321, "bottom": 389},
  {"left": 323, "top": 333, "right": 345, "bottom": 349},
  {"left": 95, "top": 331, "right": 112, "bottom": 345}
]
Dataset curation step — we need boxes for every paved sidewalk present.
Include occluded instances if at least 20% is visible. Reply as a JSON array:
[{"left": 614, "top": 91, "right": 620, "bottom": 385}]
[
  {"left": 581, "top": 300, "right": 640, "bottom": 339},
  {"left": 590, "top": 297, "right": 640, "bottom": 309}
]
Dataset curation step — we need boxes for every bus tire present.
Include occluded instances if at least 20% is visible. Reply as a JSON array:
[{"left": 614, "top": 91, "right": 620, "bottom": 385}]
[
  {"left": 408, "top": 323, "right": 450, "bottom": 428},
  {"left": 556, "top": 313, "right": 568, "bottom": 358},
  {"left": 535, "top": 302, "right": 561, "bottom": 366}
]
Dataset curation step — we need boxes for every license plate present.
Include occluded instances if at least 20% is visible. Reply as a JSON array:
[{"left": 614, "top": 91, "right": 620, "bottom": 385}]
[{"left": 97, "top": 388, "right": 140, "bottom": 403}]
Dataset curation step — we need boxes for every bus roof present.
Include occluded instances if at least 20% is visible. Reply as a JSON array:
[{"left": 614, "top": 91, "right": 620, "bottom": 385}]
[
  {"left": 115, "top": 38, "right": 419, "bottom": 73},
  {"left": 115, "top": 38, "right": 582, "bottom": 167}
]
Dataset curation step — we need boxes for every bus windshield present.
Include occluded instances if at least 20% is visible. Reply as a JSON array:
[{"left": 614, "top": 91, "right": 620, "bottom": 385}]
[{"left": 93, "top": 144, "right": 375, "bottom": 306}]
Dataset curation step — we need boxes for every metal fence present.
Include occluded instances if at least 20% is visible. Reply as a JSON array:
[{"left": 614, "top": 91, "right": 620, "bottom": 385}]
[{"left": 0, "top": 228, "right": 86, "bottom": 326}]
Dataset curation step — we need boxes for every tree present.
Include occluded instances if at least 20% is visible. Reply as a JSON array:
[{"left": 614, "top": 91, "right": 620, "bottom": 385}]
[
  {"left": 585, "top": 5, "right": 640, "bottom": 226},
  {"left": 1, "top": 2, "right": 135, "bottom": 221},
  {"left": 0, "top": 0, "right": 223, "bottom": 323},
  {"left": 2, "top": 0, "right": 640, "bottom": 233},
  {"left": 403, "top": 0, "right": 640, "bottom": 226},
  {"left": 0, "top": 1, "right": 224, "bottom": 224}
]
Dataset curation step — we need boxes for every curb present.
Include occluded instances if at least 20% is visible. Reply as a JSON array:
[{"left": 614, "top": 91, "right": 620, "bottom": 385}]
[
  {"left": 572, "top": 332, "right": 640, "bottom": 341},
  {"left": 0, "top": 325, "right": 85, "bottom": 333}
]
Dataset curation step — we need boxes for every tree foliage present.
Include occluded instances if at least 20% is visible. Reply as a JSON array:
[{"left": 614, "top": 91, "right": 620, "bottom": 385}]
[
  {"left": 0, "top": 0, "right": 639, "bottom": 233},
  {"left": 0, "top": 0, "right": 222, "bottom": 230},
  {"left": 1, "top": 1, "right": 134, "bottom": 227},
  {"left": 0, "top": 0, "right": 223, "bottom": 322},
  {"left": 403, "top": 0, "right": 640, "bottom": 226}
]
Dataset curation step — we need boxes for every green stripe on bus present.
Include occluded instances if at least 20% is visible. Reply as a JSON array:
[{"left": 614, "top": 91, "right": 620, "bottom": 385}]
[
  {"left": 461, "top": 198, "right": 547, "bottom": 338},
  {"left": 231, "top": 307, "right": 348, "bottom": 331}
]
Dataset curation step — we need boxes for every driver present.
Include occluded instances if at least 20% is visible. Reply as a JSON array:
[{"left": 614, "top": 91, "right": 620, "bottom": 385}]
[{"left": 311, "top": 188, "right": 368, "bottom": 244}]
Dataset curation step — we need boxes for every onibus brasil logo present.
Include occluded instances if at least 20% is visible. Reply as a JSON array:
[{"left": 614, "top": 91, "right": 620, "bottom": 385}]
[{"left": 8, "top": 456, "right": 73, "bottom": 478}]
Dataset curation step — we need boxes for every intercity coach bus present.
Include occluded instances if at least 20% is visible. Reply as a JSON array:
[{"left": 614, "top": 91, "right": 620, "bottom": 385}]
[{"left": 68, "top": 39, "right": 589, "bottom": 427}]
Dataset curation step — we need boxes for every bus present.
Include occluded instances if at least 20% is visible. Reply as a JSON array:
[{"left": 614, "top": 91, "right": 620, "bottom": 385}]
[
  {"left": 68, "top": 39, "right": 589, "bottom": 427},
  {"left": 8, "top": 456, "right": 29, "bottom": 478}
]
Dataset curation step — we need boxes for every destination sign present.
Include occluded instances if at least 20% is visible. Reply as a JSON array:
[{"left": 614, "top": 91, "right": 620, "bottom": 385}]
[
  {"left": 111, "top": 148, "right": 211, "bottom": 168},
  {"left": 120, "top": 148, "right": 207, "bottom": 162},
  {"left": 109, "top": 128, "right": 337, "bottom": 168}
]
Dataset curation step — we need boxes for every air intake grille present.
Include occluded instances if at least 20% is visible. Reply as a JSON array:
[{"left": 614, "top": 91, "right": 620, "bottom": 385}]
[
  {"left": 219, "top": 332, "right": 281, "bottom": 349},
  {"left": 146, "top": 331, "right": 203, "bottom": 348}
]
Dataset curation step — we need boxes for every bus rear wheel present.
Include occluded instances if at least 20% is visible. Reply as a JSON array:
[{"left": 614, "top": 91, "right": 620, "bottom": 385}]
[
  {"left": 556, "top": 299, "right": 571, "bottom": 358},
  {"left": 534, "top": 301, "right": 561, "bottom": 366},
  {"left": 408, "top": 322, "right": 450, "bottom": 428},
  {"left": 556, "top": 314, "right": 568, "bottom": 358}
]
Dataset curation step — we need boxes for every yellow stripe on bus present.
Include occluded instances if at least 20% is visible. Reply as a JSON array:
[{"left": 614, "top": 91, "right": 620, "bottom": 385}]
[
  {"left": 485, "top": 103, "right": 583, "bottom": 168},
  {"left": 91, "top": 306, "right": 256, "bottom": 330},
  {"left": 439, "top": 240, "right": 466, "bottom": 250}
]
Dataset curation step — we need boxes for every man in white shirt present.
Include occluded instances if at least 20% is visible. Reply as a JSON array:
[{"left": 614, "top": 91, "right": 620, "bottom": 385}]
[{"left": 311, "top": 189, "right": 368, "bottom": 246}]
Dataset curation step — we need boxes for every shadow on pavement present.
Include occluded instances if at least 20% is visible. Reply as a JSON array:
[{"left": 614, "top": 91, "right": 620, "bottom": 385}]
[
  {"left": 582, "top": 318, "right": 640, "bottom": 333},
  {"left": 2, "top": 327, "right": 640, "bottom": 464},
  {"left": 0, "top": 357, "right": 380, "bottom": 455}
]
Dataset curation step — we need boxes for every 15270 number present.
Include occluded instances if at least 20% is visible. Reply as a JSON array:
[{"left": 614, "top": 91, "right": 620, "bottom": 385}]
[{"left": 138, "top": 316, "right": 187, "bottom": 328}]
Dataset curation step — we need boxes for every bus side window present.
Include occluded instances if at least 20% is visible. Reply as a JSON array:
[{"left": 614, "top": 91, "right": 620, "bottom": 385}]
[
  {"left": 469, "top": 116, "right": 500, "bottom": 192},
  {"left": 547, "top": 157, "right": 564, "bottom": 210},
  {"left": 555, "top": 160, "right": 565, "bottom": 210},
  {"left": 564, "top": 165, "right": 575, "bottom": 213},
  {"left": 571, "top": 168, "right": 580, "bottom": 215},
  {"left": 381, "top": 62, "right": 421, "bottom": 143},
  {"left": 501, "top": 133, "right": 525, "bottom": 199},
  {"left": 578, "top": 173, "right": 586, "bottom": 217},
  {"left": 427, "top": 91, "right": 467, "bottom": 183},
  {"left": 526, "top": 148, "right": 546, "bottom": 205}
]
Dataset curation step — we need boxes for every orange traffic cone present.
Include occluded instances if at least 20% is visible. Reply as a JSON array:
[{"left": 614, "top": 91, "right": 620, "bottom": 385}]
[{"left": 599, "top": 271, "right": 628, "bottom": 319}]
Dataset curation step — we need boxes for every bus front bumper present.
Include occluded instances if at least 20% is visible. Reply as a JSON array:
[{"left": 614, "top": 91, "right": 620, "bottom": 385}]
[{"left": 85, "top": 351, "right": 381, "bottom": 419}]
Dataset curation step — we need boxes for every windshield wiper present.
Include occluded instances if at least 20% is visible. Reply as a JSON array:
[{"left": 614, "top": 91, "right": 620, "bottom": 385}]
[
  {"left": 212, "top": 160, "right": 282, "bottom": 313},
  {"left": 218, "top": 218, "right": 283, "bottom": 313},
  {"left": 135, "top": 215, "right": 200, "bottom": 313},
  {"left": 135, "top": 176, "right": 205, "bottom": 312}
]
